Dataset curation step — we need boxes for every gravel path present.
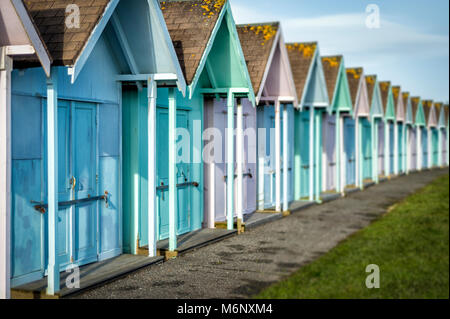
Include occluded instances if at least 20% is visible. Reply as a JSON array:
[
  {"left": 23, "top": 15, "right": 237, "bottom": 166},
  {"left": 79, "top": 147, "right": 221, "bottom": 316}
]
[{"left": 72, "top": 169, "right": 448, "bottom": 299}]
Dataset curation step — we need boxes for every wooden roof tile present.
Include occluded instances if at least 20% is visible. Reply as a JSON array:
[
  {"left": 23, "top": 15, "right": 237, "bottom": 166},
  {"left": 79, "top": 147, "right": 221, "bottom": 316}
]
[
  {"left": 237, "top": 22, "right": 279, "bottom": 95},
  {"left": 286, "top": 42, "right": 317, "bottom": 102},
  {"left": 161, "top": 0, "right": 227, "bottom": 85},
  {"left": 321, "top": 55, "right": 342, "bottom": 104},
  {"left": 23, "top": 0, "right": 111, "bottom": 66}
]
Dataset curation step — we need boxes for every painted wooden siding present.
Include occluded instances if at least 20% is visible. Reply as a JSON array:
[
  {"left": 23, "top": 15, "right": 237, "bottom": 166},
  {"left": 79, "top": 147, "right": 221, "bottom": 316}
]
[{"left": 10, "top": 31, "right": 122, "bottom": 286}]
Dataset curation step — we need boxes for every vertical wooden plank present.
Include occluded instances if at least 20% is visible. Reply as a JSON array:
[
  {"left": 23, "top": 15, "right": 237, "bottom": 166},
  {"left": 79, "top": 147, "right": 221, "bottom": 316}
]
[
  {"left": 46, "top": 68, "right": 59, "bottom": 295},
  {"left": 358, "top": 118, "right": 364, "bottom": 188},
  {"left": 236, "top": 98, "right": 243, "bottom": 223},
  {"left": 0, "top": 53, "right": 12, "bottom": 299},
  {"left": 147, "top": 78, "right": 157, "bottom": 256},
  {"left": 275, "top": 100, "right": 281, "bottom": 211},
  {"left": 416, "top": 126, "right": 421, "bottom": 171},
  {"left": 282, "top": 104, "right": 288, "bottom": 211},
  {"left": 340, "top": 115, "right": 345, "bottom": 193},
  {"left": 226, "top": 91, "right": 234, "bottom": 230},
  {"left": 355, "top": 117, "right": 360, "bottom": 188},
  {"left": 438, "top": 129, "right": 442, "bottom": 167},
  {"left": 384, "top": 121, "right": 390, "bottom": 176},
  {"left": 314, "top": 109, "right": 321, "bottom": 202},
  {"left": 168, "top": 87, "right": 177, "bottom": 251},
  {"left": 335, "top": 111, "right": 341, "bottom": 193},
  {"left": 372, "top": 118, "right": 379, "bottom": 183}
]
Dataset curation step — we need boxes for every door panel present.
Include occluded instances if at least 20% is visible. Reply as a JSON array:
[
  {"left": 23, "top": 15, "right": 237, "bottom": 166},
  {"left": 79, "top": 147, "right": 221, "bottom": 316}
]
[
  {"left": 323, "top": 113, "right": 336, "bottom": 191},
  {"left": 422, "top": 128, "right": 428, "bottom": 168},
  {"left": 378, "top": 121, "right": 385, "bottom": 175},
  {"left": 299, "top": 111, "right": 310, "bottom": 198},
  {"left": 362, "top": 119, "right": 372, "bottom": 180},
  {"left": 389, "top": 123, "right": 395, "bottom": 174},
  {"left": 344, "top": 118, "right": 355, "bottom": 186},
  {"left": 156, "top": 108, "right": 192, "bottom": 240},
  {"left": 57, "top": 103, "right": 71, "bottom": 268},
  {"left": 73, "top": 103, "right": 97, "bottom": 264}
]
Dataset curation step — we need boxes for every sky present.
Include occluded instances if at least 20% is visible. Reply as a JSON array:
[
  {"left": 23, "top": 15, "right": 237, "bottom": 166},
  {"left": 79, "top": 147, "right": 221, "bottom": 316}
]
[{"left": 229, "top": 0, "right": 449, "bottom": 103}]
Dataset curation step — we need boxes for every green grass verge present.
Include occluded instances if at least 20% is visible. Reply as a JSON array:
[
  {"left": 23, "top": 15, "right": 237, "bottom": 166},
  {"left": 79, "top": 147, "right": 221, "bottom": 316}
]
[{"left": 257, "top": 175, "right": 450, "bottom": 299}]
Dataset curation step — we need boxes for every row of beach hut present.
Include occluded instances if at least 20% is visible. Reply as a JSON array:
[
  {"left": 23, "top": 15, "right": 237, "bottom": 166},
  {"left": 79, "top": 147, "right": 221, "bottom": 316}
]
[{"left": 0, "top": 0, "right": 448, "bottom": 298}]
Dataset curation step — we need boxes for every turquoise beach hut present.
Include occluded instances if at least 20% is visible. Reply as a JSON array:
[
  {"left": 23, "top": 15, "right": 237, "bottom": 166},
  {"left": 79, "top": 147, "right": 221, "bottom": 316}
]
[
  {"left": 7, "top": 0, "right": 186, "bottom": 296},
  {"left": 287, "top": 43, "right": 329, "bottom": 203}
]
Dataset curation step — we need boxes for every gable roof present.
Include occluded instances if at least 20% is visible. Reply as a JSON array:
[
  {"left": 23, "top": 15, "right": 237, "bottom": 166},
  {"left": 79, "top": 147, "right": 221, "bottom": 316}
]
[
  {"left": 402, "top": 92, "right": 410, "bottom": 110},
  {"left": 161, "top": 0, "right": 226, "bottom": 85},
  {"left": 321, "top": 55, "right": 342, "bottom": 104},
  {"left": 346, "top": 67, "right": 363, "bottom": 108},
  {"left": 422, "top": 99, "right": 433, "bottom": 126},
  {"left": 444, "top": 104, "right": 449, "bottom": 126},
  {"left": 365, "top": 75, "right": 377, "bottom": 105},
  {"left": 286, "top": 42, "right": 317, "bottom": 103},
  {"left": 379, "top": 81, "right": 391, "bottom": 114},
  {"left": 434, "top": 102, "right": 443, "bottom": 127},
  {"left": 1, "top": 0, "right": 52, "bottom": 76},
  {"left": 237, "top": 22, "right": 279, "bottom": 96},
  {"left": 22, "top": 0, "right": 112, "bottom": 66},
  {"left": 392, "top": 86, "right": 401, "bottom": 113},
  {"left": 411, "top": 97, "right": 421, "bottom": 122}
]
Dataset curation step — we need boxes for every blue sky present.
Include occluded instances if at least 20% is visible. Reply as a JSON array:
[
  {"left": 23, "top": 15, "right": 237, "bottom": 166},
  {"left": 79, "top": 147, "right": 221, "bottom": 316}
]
[{"left": 230, "top": 0, "right": 449, "bottom": 103}]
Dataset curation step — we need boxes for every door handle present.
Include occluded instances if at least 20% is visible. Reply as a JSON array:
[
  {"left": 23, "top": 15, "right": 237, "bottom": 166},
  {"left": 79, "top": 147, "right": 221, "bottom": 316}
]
[{"left": 69, "top": 177, "right": 76, "bottom": 190}]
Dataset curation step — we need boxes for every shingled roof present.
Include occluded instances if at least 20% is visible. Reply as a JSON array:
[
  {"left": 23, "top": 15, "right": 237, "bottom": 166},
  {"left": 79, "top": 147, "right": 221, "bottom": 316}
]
[
  {"left": 422, "top": 100, "right": 433, "bottom": 125},
  {"left": 379, "top": 81, "right": 391, "bottom": 114},
  {"left": 346, "top": 68, "right": 363, "bottom": 108},
  {"left": 365, "top": 75, "right": 377, "bottom": 105},
  {"left": 321, "top": 55, "right": 342, "bottom": 104},
  {"left": 23, "top": 0, "right": 112, "bottom": 66},
  {"left": 391, "top": 86, "right": 401, "bottom": 114},
  {"left": 286, "top": 42, "right": 317, "bottom": 102},
  {"left": 411, "top": 97, "right": 421, "bottom": 120},
  {"left": 445, "top": 104, "right": 449, "bottom": 124},
  {"left": 237, "top": 22, "right": 279, "bottom": 95},
  {"left": 161, "top": 0, "right": 227, "bottom": 85},
  {"left": 402, "top": 92, "right": 410, "bottom": 110},
  {"left": 434, "top": 102, "right": 443, "bottom": 123}
]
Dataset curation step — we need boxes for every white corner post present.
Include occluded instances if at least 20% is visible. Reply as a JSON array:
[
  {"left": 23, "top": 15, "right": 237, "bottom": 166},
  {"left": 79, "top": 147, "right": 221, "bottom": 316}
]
[
  {"left": 147, "top": 78, "right": 157, "bottom": 257},
  {"left": 372, "top": 118, "right": 379, "bottom": 183},
  {"left": 0, "top": 50, "right": 12, "bottom": 299},
  {"left": 406, "top": 126, "right": 410, "bottom": 174},
  {"left": 428, "top": 128, "right": 432, "bottom": 169},
  {"left": 308, "top": 105, "right": 316, "bottom": 201},
  {"left": 274, "top": 100, "right": 281, "bottom": 212},
  {"left": 46, "top": 68, "right": 59, "bottom": 295},
  {"left": 394, "top": 121, "right": 399, "bottom": 175},
  {"left": 416, "top": 126, "right": 421, "bottom": 171},
  {"left": 438, "top": 128, "right": 442, "bottom": 167},
  {"left": 354, "top": 117, "right": 360, "bottom": 188},
  {"left": 358, "top": 118, "right": 363, "bottom": 189},
  {"left": 168, "top": 87, "right": 177, "bottom": 251},
  {"left": 402, "top": 122, "right": 408, "bottom": 173},
  {"left": 384, "top": 121, "right": 390, "bottom": 177},
  {"left": 314, "top": 110, "right": 321, "bottom": 202},
  {"left": 226, "top": 91, "right": 235, "bottom": 230},
  {"left": 257, "top": 128, "right": 265, "bottom": 211},
  {"left": 236, "top": 98, "right": 243, "bottom": 224},
  {"left": 282, "top": 104, "right": 289, "bottom": 212},
  {"left": 309, "top": 107, "right": 314, "bottom": 201},
  {"left": 335, "top": 110, "right": 342, "bottom": 193},
  {"left": 340, "top": 115, "right": 346, "bottom": 193}
]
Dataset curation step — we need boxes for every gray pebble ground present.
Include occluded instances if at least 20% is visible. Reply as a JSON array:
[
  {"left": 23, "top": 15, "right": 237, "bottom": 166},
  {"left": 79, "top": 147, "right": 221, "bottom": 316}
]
[{"left": 71, "top": 169, "right": 448, "bottom": 299}]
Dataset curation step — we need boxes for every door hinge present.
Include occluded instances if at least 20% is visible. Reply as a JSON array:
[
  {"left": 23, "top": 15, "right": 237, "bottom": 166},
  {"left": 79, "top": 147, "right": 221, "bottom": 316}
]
[{"left": 96, "top": 174, "right": 99, "bottom": 184}]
